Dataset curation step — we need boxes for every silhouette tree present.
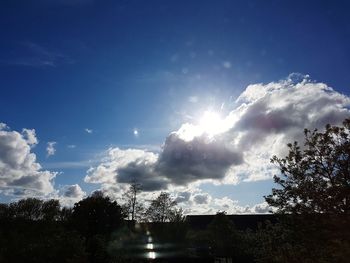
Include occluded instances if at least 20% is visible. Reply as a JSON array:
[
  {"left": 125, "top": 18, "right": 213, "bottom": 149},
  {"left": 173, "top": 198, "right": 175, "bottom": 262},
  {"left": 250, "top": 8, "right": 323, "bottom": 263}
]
[
  {"left": 70, "top": 191, "right": 125, "bottom": 263},
  {"left": 266, "top": 119, "right": 350, "bottom": 214},
  {"left": 70, "top": 191, "right": 125, "bottom": 237},
  {"left": 123, "top": 181, "right": 144, "bottom": 221},
  {"left": 58, "top": 206, "right": 72, "bottom": 222},
  {"left": 259, "top": 119, "right": 350, "bottom": 263},
  {"left": 208, "top": 212, "right": 249, "bottom": 261},
  {"left": 145, "top": 192, "right": 181, "bottom": 222},
  {"left": 0, "top": 198, "right": 88, "bottom": 263},
  {"left": 41, "top": 199, "right": 60, "bottom": 221},
  {"left": 0, "top": 203, "right": 9, "bottom": 220},
  {"left": 2, "top": 198, "right": 61, "bottom": 221},
  {"left": 9, "top": 198, "right": 44, "bottom": 220}
]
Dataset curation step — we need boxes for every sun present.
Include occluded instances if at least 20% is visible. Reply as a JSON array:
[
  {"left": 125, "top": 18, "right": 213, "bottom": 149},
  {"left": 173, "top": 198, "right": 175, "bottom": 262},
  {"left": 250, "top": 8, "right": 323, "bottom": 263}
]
[
  {"left": 176, "top": 110, "right": 230, "bottom": 141},
  {"left": 198, "top": 110, "right": 226, "bottom": 137}
]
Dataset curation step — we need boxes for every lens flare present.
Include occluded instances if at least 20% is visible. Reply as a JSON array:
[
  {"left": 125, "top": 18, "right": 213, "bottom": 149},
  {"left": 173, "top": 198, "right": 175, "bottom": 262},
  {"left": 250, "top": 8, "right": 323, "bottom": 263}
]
[
  {"left": 148, "top": 251, "right": 156, "bottom": 259},
  {"left": 146, "top": 243, "right": 154, "bottom": 250}
]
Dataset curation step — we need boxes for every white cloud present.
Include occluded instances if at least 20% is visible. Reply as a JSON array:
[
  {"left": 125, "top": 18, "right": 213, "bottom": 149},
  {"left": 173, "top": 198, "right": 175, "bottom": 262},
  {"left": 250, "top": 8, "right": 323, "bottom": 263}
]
[
  {"left": 46, "top": 141, "right": 57, "bottom": 157},
  {"left": 22, "top": 128, "right": 38, "bottom": 145},
  {"left": 67, "top": 144, "right": 76, "bottom": 149},
  {"left": 59, "top": 184, "right": 86, "bottom": 206},
  {"left": 193, "top": 193, "right": 211, "bottom": 204},
  {"left": 89, "top": 178, "right": 271, "bottom": 215},
  {"left": 175, "top": 191, "right": 192, "bottom": 203},
  {"left": 6, "top": 42, "right": 74, "bottom": 68},
  {"left": 85, "top": 148, "right": 168, "bottom": 191},
  {"left": 0, "top": 123, "right": 57, "bottom": 197},
  {"left": 250, "top": 202, "right": 272, "bottom": 214},
  {"left": 85, "top": 128, "right": 93, "bottom": 134},
  {"left": 86, "top": 74, "right": 350, "bottom": 194},
  {"left": 62, "top": 184, "right": 85, "bottom": 198},
  {"left": 0, "top": 123, "right": 8, "bottom": 130},
  {"left": 178, "top": 191, "right": 271, "bottom": 215}
]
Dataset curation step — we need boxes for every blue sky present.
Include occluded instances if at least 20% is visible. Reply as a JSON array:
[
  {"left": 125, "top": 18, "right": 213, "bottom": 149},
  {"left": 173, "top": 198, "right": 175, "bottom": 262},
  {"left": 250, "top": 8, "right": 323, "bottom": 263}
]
[{"left": 1, "top": 0, "right": 350, "bottom": 212}]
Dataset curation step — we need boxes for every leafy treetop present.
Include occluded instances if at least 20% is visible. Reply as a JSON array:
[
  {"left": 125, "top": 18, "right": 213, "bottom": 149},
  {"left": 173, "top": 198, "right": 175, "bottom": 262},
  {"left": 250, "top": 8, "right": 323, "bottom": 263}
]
[{"left": 265, "top": 118, "right": 350, "bottom": 214}]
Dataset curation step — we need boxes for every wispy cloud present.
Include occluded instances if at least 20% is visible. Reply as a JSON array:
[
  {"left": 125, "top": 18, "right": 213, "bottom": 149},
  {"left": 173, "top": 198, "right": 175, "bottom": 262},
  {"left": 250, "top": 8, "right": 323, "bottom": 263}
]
[
  {"left": 85, "top": 128, "right": 93, "bottom": 134},
  {"left": 118, "top": 144, "right": 162, "bottom": 153},
  {"left": 46, "top": 141, "right": 57, "bottom": 157},
  {"left": 43, "top": 159, "right": 99, "bottom": 169},
  {"left": 3, "top": 42, "right": 74, "bottom": 68}
]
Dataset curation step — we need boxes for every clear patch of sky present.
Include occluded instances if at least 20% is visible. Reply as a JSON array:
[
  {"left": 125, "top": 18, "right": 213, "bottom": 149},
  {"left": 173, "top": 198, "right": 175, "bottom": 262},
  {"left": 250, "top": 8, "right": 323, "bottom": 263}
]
[{"left": 200, "top": 180, "right": 277, "bottom": 207}]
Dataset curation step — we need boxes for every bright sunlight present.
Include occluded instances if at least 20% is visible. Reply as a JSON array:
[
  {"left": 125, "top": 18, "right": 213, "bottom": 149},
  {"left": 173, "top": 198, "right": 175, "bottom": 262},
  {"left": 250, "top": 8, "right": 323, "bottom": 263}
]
[
  {"left": 177, "top": 110, "right": 232, "bottom": 141},
  {"left": 198, "top": 110, "right": 226, "bottom": 136}
]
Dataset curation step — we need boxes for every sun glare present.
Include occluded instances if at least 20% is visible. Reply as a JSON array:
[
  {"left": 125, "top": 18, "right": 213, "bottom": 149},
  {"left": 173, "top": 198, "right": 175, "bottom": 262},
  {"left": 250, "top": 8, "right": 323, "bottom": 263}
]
[
  {"left": 177, "top": 110, "right": 231, "bottom": 141},
  {"left": 198, "top": 110, "right": 226, "bottom": 136}
]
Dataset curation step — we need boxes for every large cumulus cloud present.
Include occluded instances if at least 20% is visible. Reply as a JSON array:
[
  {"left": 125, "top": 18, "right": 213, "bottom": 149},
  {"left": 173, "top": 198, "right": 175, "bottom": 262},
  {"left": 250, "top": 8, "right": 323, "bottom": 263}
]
[
  {"left": 84, "top": 135, "right": 243, "bottom": 192},
  {"left": 85, "top": 148, "right": 168, "bottom": 191},
  {"left": 0, "top": 123, "right": 57, "bottom": 197},
  {"left": 85, "top": 74, "right": 350, "bottom": 192},
  {"left": 156, "top": 133, "right": 243, "bottom": 185},
  {"left": 234, "top": 74, "right": 350, "bottom": 152}
]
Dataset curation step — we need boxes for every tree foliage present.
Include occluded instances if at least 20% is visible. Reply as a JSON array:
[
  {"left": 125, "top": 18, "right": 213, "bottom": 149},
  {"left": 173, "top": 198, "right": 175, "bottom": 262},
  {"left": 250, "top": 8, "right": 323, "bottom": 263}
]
[
  {"left": 122, "top": 181, "right": 144, "bottom": 221},
  {"left": 0, "top": 192, "right": 127, "bottom": 263},
  {"left": 207, "top": 212, "right": 247, "bottom": 259},
  {"left": 145, "top": 192, "right": 182, "bottom": 222},
  {"left": 259, "top": 119, "right": 350, "bottom": 263},
  {"left": 266, "top": 119, "right": 350, "bottom": 214},
  {"left": 0, "top": 198, "right": 87, "bottom": 263},
  {"left": 0, "top": 198, "right": 61, "bottom": 221},
  {"left": 71, "top": 191, "right": 125, "bottom": 237}
]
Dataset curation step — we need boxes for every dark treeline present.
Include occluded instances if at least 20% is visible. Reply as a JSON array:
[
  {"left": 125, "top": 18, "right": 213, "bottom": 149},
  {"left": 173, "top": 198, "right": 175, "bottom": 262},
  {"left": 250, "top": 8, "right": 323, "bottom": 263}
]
[
  {"left": 0, "top": 192, "right": 124, "bottom": 263},
  {"left": 1, "top": 194, "right": 349, "bottom": 263},
  {"left": 1, "top": 120, "right": 350, "bottom": 262},
  {"left": 0, "top": 193, "right": 258, "bottom": 263}
]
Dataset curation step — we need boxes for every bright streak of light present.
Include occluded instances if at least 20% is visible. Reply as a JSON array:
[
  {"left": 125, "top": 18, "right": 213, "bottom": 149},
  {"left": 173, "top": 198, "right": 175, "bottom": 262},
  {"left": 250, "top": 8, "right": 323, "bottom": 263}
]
[
  {"left": 148, "top": 251, "right": 156, "bottom": 259},
  {"left": 146, "top": 243, "right": 154, "bottom": 250}
]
